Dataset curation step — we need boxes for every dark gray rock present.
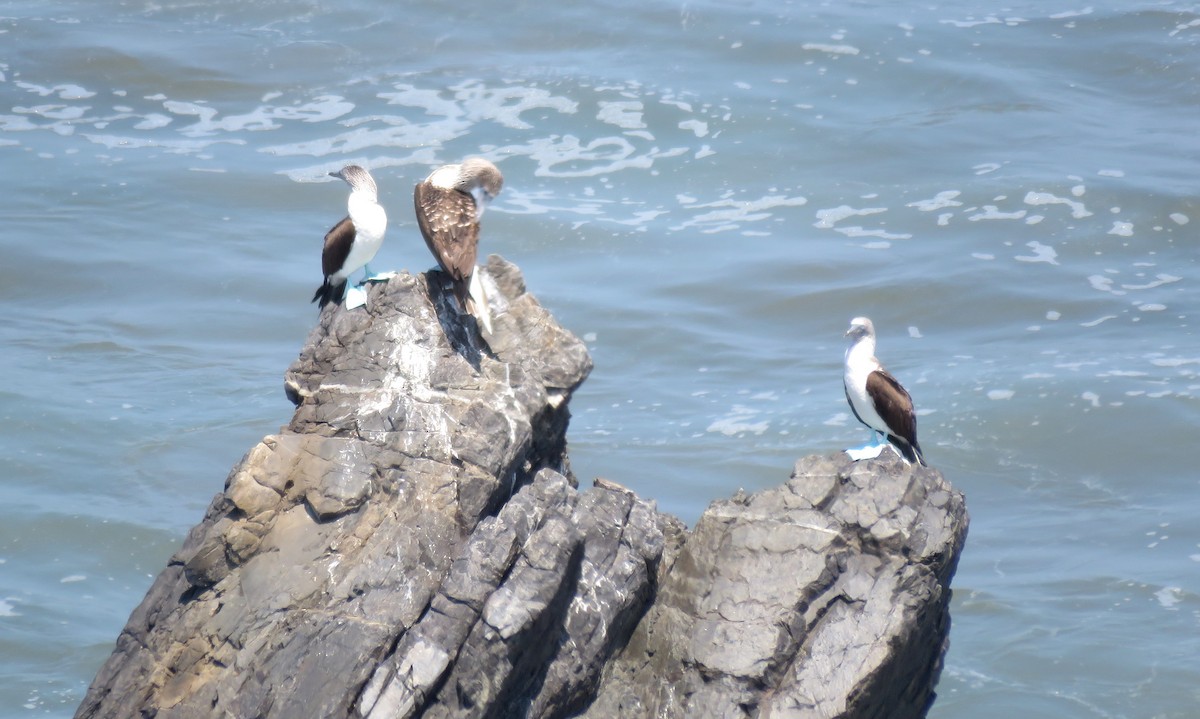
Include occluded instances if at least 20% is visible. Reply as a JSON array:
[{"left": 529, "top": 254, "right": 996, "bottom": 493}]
[
  {"left": 76, "top": 257, "right": 967, "bottom": 719},
  {"left": 580, "top": 451, "right": 967, "bottom": 719}
]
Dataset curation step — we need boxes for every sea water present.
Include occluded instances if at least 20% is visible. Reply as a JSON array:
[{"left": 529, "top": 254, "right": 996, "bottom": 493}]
[{"left": 2, "top": 1, "right": 1199, "bottom": 715}]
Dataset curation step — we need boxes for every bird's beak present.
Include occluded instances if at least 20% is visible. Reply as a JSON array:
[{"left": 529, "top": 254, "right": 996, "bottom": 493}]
[{"left": 328, "top": 170, "right": 342, "bottom": 179}]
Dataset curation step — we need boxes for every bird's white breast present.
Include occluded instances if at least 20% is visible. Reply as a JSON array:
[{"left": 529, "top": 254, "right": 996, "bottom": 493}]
[
  {"left": 336, "top": 192, "right": 386, "bottom": 280},
  {"left": 844, "top": 340, "right": 888, "bottom": 432},
  {"left": 348, "top": 192, "right": 386, "bottom": 241}
]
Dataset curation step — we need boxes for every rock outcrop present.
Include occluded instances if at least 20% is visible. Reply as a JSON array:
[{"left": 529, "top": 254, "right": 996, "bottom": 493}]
[
  {"left": 76, "top": 257, "right": 968, "bottom": 719},
  {"left": 581, "top": 451, "right": 965, "bottom": 718}
]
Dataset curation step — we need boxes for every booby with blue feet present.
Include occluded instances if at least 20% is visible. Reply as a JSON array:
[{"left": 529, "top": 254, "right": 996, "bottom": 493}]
[
  {"left": 414, "top": 157, "right": 503, "bottom": 333},
  {"left": 843, "top": 316, "right": 927, "bottom": 466},
  {"left": 312, "top": 165, "right": 392, "bottom": 311}
]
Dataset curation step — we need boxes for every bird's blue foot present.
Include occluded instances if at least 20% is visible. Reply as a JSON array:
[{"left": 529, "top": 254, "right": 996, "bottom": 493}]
[
  {"left": 845, "top": 442, "right": 886, "bottom": 461},
  {"left": 359, "top": 265, "right": 397, "bottom": 284},
  {"left": 846, "top": 431, "right": 888, "bottom": 461},
  {"left": 344, "top": 284, "right": 369, "bottom": 310}
]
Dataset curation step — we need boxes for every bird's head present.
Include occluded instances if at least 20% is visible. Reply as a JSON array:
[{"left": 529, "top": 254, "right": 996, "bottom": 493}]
[
  {"left": 845, "top": 316, "right": 876, "bottom": 341},
  {"left": 460, "top": 157, "right": 503, "bottom": 207},
  {"left": 330, "top": 165, "right": 378, "bottom": 198}
]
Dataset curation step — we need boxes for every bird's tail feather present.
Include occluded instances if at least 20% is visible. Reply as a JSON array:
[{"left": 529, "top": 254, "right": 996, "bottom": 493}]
[
  {"left": 312, "top": 279, "right": 347, "bottom": 310},
  {"left": 463, "top": 271, "right": 494, "bottom": 334},
  {"left": 889, "top": 435, "right": 928, "bottom": 467}
]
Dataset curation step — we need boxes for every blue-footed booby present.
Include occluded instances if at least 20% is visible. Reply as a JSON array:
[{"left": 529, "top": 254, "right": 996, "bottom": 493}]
[
  {"left": 312, "top": 165, "right": 389, "bottom": 311},
  {"left": 843, "top": 316, "right": 927, "bottom": 466},
  {"left": 413, "top": 157, "right": 503, "bottom": 333}
]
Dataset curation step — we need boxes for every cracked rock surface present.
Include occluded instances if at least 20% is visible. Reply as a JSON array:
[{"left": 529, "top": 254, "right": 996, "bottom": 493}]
[
  {"left": 581, "top": 451, "right": 967, "bottom": 719},
  {"left": 76, "top": 257, "right": 967, "bottom": 719}
]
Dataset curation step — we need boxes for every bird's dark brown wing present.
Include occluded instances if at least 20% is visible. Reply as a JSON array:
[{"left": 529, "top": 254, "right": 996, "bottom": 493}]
[
  {"left": 866, "top": 369, "right": 925, "bottom": 464},
  {"left": 414, "top": 183, "right": 479, "bottom": 287},
  {"left": 866, "top": 369, "right": 916, "bottom": 440},
  {"left": 322, "top": 216, "right": 356, "bottom": 278}
]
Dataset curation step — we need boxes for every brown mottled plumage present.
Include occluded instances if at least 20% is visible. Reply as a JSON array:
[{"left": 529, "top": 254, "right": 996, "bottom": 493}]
[{"left": 414, "top": 158, "right": 503, "bottom": 330}]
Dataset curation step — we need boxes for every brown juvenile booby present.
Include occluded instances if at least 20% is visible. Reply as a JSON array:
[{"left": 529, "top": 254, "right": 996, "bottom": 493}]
[
  {"left": 413, "top": 157, "right": 503, "bottom": 333},
  {"left": 843, "top": 316, "right": 927, "bottom": 466},
  {"left": 312, "top": 165, "right": 388, "bottom": 311}
]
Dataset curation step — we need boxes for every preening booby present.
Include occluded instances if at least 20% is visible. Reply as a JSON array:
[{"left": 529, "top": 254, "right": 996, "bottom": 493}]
[
  {"left": 843, "top": 316, "right": 927, "bottom": 466},
  {"left": 312, "top": 165, "right": 389, "bottom": 311},
  {"left": 413, "top": 157, "right": 503, "bottom": 333}
]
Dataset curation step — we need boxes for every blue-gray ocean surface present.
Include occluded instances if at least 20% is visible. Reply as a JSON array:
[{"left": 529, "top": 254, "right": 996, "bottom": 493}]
[{"left": 3, "top": 0, "right": 1198, "bottom": 715}]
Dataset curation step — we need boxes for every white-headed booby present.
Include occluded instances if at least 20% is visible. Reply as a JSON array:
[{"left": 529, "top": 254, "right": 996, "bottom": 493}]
[
  {"left": 312, "top": 165, "right": 388, "bottom": 311},
  {"left": 413, "top": 157, "right": 503, "bottom": 333},
  {"left": 843, "top": 316, "right": 927, "bottom": 466}
]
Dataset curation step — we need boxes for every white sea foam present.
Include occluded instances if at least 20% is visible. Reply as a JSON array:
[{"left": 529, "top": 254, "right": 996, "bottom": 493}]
[
  {"left": 941, "top": 16, "right": 1010, "bottom": 28},
  {"left": 458, "top": 81, "right": 580, "bottom": 130},
  {"left": 516, "top": 135, "right": 689, "bottom": 178},
  {"left": 824, "top": 412, "right": 850, "bottom": 427},
  {"left": 678, "top": 119, "right": 709, "bottom": 137},
  {"left": 1108, "top": 221, "right": 1134, "bottom": 237},
  {"left": 1024, "top": 191, "right": 1093, "bottom": 218},
  {"left": 813, "top": 205, "right": 886, "bottom": 228},
  {"left": 1149, "top": 356, "right": 1200, "bottom": 368},
  {"left": 660, "top": 98, "right": 693, "bottom": 112},
  {"left": 83, "top": 133, "right": 244, "bottom": 154},
  {"left": 1087, "top": 275, "right": 1124, "bottom": 295},
  {"left": 673, "top": 193, "right": 807, "bottom": 233},
  {"left": 134, "top": 113, "right": 172, "bottom": 130},
  {"left": 1121, "top": 274, "right": 1181, "bottom": 291},
  {"left": 969, "top": 206, "right": 1027, "bottom": 221},
  {"left": 15, "top": 81, "right": 96, "bottom": 99},
  {"left": 604, "top": 210, "right": 670, "bottom": 227},
  {"left": 707, "top": 405, "right": 769, "bottom": 436},
  {"left": 597, "top": 100, "right": 646, "bottom": 130},
  {"left": 1154, "top": 586, "right": 1182, "bottom": 609},
  {"left": 837, "top": 227, "right": 911, "bottom": 241},
  {"left": 473, "top": 187, "right": 603, "bottom": 218},
  {"left": 1015, "top": 241, "right": 1058, "bottom": 265},
  {"left": 378, "top": 85, "right": 464, "bottom": 117},
  {"left": 801, "top": 43, "right": 860, "bottom": 55},
  {"left": 16, "top": 104, "right": 88, "bottom": 121},
  {"left": 908, "top": 190, "right": 962, "bottom": 212}
]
